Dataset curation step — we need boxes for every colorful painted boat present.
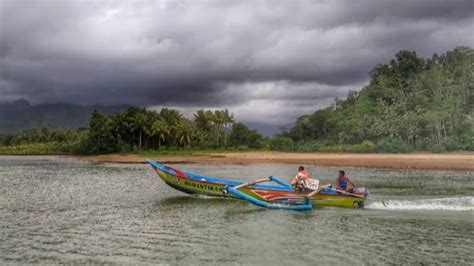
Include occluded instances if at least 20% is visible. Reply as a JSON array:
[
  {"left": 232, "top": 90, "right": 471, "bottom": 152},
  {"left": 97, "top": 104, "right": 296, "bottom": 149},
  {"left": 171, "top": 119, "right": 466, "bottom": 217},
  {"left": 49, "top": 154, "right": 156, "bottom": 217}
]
[{"left": 147, "top": 159, "right": 368, "bottom": 209}]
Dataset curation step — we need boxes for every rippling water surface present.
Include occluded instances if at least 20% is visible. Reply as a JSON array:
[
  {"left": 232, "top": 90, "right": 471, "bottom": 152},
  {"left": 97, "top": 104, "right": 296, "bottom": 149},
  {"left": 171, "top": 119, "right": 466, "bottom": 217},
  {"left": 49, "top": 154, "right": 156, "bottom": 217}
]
[{"left": 0, "top": 156, "right": 473, "bottom": 264}]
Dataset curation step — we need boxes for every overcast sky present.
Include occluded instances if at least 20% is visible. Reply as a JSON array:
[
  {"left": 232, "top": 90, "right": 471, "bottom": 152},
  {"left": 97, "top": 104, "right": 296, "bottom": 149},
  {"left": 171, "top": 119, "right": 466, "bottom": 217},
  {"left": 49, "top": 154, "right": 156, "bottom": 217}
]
[{"left": 1, "top": 0, "right": 473, "bottom": 130}]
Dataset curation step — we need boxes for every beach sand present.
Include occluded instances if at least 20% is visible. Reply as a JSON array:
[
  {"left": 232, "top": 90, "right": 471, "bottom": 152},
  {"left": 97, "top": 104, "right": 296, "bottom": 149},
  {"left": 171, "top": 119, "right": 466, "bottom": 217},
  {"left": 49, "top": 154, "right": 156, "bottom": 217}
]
[{"left": 75, "top": 151, "right": 474, "bottom": 170}]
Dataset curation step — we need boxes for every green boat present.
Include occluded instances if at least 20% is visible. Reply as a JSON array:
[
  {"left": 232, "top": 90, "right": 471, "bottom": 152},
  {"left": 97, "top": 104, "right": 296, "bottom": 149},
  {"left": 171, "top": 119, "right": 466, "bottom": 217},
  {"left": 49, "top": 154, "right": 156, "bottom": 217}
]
[{"left": 148, "top": 159, "right": 368, "bottom": 210}]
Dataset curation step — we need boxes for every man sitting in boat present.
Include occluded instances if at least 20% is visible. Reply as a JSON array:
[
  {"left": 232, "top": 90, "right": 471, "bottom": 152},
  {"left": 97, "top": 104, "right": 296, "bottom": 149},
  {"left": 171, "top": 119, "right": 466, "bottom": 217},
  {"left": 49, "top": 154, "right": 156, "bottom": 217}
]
[
  {"left": 336, "top": 170, "right": 356, "bottom": 192},
  {"left": 291, "top": 166, "right": 319, "bottom": 191}
]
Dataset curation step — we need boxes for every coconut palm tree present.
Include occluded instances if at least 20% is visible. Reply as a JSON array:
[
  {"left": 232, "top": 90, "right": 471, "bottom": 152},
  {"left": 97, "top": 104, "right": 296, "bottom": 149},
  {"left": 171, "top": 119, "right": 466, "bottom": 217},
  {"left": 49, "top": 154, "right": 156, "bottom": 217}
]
[
  {"left": 174, "top": 119, "right": 195, "bottom": 148},
  {"left": 210, "top": 109, "right": 234, "bottom": 148},
  {"left": 151, "top": 118, "right": 169, "bottom": 149},
  {"left": 130, "top": 111, "right": 149, "bottom": 150},
  {"left": 159, "top": 108, "right": 183, "bottom": 126},
  {"left": 221, "top": 109, "right": 234, "bottom": 148},
  {"left": 193, "top": 109, "right": 213, "bottom": 145},
  {"left": 159, "top": 108, "right": 183, "bottom": 147},
  {"left": 211, "top": 110, "right": 226, "bottom": 148},
  {"left": 110, "top": 112, "right": 130, "bottom": 144}
]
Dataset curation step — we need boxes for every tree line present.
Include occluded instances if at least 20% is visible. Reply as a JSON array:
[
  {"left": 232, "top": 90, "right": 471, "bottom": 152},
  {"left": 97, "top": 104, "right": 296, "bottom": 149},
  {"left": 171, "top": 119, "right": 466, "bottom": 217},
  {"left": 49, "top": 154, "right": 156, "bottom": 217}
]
[
  {"left": 81, "top": 107, "right": 268, "bottom": 153},
  {"left": 1, "top": 47, "right": 472, "bottom": 154},
  {"left": 0, "top": 107, "right": 268, "bottom": 154}
]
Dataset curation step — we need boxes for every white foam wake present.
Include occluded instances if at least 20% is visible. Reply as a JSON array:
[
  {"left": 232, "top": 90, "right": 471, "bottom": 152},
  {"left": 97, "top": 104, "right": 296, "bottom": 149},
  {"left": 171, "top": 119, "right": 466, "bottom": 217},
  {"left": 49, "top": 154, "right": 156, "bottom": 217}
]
[{"left": 366, "top": 196, "right": 474, "bottom": 211}]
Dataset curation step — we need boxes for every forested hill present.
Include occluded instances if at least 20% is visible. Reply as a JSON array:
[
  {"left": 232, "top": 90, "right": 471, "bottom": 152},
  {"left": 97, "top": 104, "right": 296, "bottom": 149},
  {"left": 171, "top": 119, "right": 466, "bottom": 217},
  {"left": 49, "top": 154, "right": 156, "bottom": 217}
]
[
  {"left": 0, "top": 100, "right": 127, "bottom": 133},
  {"left": 284, "top": 47, "right": 473, "bottom": 152}
]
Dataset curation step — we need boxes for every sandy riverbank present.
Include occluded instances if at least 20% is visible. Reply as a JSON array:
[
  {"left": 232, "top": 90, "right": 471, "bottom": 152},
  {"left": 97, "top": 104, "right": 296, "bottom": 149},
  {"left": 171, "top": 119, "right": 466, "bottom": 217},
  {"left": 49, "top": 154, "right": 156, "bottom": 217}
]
[{"left": 75, "top": 151, "right": 474, "bottom": 170}]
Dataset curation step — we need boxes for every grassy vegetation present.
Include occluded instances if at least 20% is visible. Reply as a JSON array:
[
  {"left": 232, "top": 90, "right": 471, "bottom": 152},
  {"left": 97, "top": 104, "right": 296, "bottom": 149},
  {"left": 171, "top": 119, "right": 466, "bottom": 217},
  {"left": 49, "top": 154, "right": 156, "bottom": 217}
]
[
  {"left": 0, "top": 142, "right": 79, "bottom": 155},
  {"left": 1, "top": 141, "right": 470, "bottom": 156},
  {"left": 136, "top": 149, "right": 225, "bottom": 157},
  {"left": 0, "top": 143, "right": 262, "bottom": 156},
  {"left": 318, "top": 140, "right": 375, "bottom": 153},
  {"left": 294, "top": 140, "right": 375, "bottom": 153}
]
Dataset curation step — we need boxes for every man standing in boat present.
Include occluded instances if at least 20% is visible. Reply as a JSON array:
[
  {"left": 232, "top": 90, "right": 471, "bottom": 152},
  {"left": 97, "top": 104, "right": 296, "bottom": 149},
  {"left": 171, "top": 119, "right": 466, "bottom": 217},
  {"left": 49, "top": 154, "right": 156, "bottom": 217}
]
[{"left": 336, "top": 170, "right": 356, "bottom": 192}]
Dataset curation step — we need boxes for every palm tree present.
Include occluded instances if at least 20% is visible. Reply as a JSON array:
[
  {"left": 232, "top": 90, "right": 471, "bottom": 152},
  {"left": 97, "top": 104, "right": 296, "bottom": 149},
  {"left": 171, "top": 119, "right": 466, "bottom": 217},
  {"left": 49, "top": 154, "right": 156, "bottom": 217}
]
[
  {"left": 221, "top": 109, "right": 234, "bottom": 148},
  {"left": 159, "top": 108, "right": 183, "bottom": 126},
  {"left": 151, "top": 118, "right": 169, "bottom": 149},
  {"left": 130, "top": 111, "right": 149, "bottom": 150},
  {"left": 193, "top": 109, "right": 212, "bottom": 145},
  {"left": 174, "top": 120, "right": 195, "bottom": 148},
  {"left": 211, "top": 110, "right": 225, "bottom": 148},
  {"left": 159, "top": 108, "right": 183, "bottom": 147},
  {"left": 110, "top": 112, "right": 130, "bottom": 144},
  {"left": 211, "top": 109, "right": 234, "bottom": 148}
]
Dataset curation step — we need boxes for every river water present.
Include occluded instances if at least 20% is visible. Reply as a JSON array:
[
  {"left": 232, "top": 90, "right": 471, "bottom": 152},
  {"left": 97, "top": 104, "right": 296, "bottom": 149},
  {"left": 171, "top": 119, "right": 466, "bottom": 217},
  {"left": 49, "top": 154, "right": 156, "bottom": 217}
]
[{"left": 0, "top": 156, "right": 472, "bottom": 265}]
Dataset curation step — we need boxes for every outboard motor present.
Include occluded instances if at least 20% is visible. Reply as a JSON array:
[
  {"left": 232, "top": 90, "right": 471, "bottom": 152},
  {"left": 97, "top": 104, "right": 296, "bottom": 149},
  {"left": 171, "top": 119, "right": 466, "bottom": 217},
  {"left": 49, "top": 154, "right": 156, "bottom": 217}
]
[
  {"left": 352, "top": 187, "right": 366, "bottom": 194},
  {"left": 352, "top": 187, "right": 369, "bottom": 198}
]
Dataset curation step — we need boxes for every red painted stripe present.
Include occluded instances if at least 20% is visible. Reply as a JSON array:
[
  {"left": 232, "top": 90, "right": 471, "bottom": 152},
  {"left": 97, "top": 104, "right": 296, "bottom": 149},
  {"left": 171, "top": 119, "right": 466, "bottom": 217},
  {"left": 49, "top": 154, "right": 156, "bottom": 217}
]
[{"left": 168, "top": 167, "right": 188, "bottom": 178}]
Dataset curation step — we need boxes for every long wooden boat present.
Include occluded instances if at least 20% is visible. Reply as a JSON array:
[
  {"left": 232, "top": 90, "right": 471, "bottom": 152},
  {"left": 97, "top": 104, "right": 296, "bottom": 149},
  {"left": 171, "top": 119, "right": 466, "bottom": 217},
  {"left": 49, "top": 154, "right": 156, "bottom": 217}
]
[{"left": 148, "top": 159, "right": 368, "bottom": 210}]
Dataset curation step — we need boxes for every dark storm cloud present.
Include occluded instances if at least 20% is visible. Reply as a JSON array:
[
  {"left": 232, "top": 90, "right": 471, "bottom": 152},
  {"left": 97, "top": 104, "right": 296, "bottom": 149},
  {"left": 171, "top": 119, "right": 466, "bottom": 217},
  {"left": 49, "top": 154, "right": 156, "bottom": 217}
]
[{"left": 0, "top": 0, "right": 473, "bottom": 124}]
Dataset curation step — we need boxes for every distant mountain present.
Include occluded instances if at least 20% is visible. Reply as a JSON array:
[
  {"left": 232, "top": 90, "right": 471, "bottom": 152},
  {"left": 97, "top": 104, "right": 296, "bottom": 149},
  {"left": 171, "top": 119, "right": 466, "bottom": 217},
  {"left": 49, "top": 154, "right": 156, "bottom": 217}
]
[
  {"left": 0, "top": 99, "right": 280, "bottom": 136},
  {"left": 245, "top": 122, "right": 284, "bottom": 137},
  {"left": 0, "top": 99, "right": 127, "bottom": 133}
]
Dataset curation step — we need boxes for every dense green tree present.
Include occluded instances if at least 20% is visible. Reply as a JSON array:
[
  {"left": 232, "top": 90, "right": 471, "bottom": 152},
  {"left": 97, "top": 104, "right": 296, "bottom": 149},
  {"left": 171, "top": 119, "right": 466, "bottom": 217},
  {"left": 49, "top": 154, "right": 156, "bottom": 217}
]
[
  {"left": 286, "top": 47, "right": 474, "bottom": 151},
  {"left": 270, "top": 136, "right": 294, "bottom": 151},
  {"left": 86, "top": 110, "right": 118, "bottom": 153},
  {"left": 229, "top": 123, "right": 265, "bottom": 149}
]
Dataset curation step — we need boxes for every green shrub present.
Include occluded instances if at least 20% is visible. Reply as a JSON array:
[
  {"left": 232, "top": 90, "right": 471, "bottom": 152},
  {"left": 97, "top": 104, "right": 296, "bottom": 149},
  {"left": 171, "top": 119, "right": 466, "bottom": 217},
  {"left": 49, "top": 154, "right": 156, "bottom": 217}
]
[
  {"left": 443, "top": 137, "right": 472, "bottom": 151},
  {"left": 462, "top": 134, "right": 474, "bottom": 151},
  {"left": 296, "top": 140, "right": 329, "bottom": 152},
  {"left": 319, "top": 140, "right": 374, "bottom": 153},
  {"left": 235, "top": 145, "right": 250, "bottom": 151},
  {"left": 428, "top": 143, "right": 447, "bottom": 153},
  {"left": 350, "top": 140, "right": 375, "bottom": 152},
  {"left": 270, "top": 136, "right": 294, "bottom": 151},
  {"left": 374, "top": 138, "right": 411, "bottom": 153}
]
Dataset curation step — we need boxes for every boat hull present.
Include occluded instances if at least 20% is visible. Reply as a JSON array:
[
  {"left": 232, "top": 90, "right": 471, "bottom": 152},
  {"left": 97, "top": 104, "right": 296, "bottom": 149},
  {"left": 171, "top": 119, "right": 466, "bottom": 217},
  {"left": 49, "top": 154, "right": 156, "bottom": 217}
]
[{"left": 149, "top": 160, "right": 366, "bottom": 208}]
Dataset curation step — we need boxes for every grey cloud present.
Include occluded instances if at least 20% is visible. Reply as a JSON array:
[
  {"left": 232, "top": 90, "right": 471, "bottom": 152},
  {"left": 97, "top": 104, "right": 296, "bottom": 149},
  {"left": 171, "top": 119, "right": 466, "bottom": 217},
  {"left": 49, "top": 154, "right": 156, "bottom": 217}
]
[{"left": 0, "top": 0, "right": 473, "bottom": 125}]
